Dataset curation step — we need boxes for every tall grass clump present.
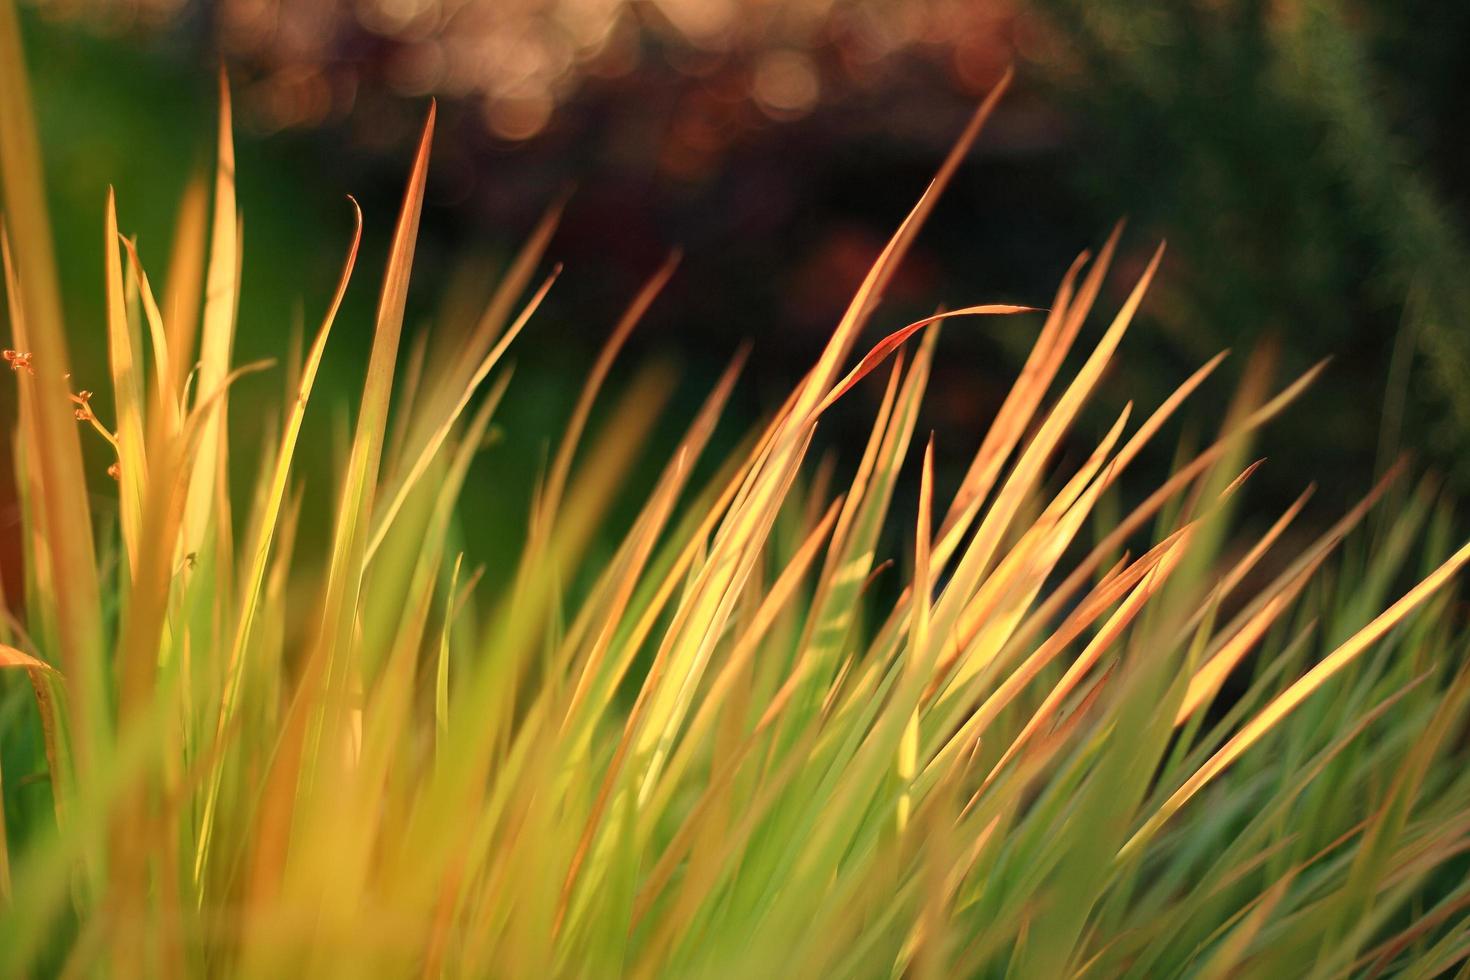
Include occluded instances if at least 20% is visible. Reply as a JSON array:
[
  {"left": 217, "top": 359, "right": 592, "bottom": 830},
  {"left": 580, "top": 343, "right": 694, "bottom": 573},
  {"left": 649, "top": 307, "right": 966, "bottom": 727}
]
[{"left": 4, "top": 6, "right": 1470, "bottom": 976}]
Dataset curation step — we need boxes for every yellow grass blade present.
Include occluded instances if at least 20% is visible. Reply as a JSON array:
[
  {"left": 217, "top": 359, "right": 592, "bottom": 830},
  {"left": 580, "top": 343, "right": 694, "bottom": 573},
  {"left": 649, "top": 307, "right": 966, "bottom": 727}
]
[
  {"left": 1173, "top": 487, "right": 1321, "bottom": 726},
  {"left": 117, "top": 236, "right": 174, "bottom": 427},
  {"left": 1021, "top": 357, "right": 1328, "bottom": 643},
  {"left": 103, "top": 191, "right": 147, "bottom": 574},
  {"left": 1122, "top": 535, "right": 1470, "bottom": 859},
  {"left": 897, "top": 437, "right": 937, "bottom": 831},
  {"left": 637, "top": 496, "right": 844, "bottom": 814},
  {"left": 181, "top": 67, "right": 240, "bottom": 558},
  {"left": 932, "top": 402, "right": 1134, "bottom": 701},
  {"left": 365, "top": 262, "right": 557, "bottom": 563},
  {"left": 929, "top": 539, "right": 1160, "bottom": 788},
  {"left": 193, "top": 199, "right": 364, "bottom": 884},
  {"left": 436, "top": 553, "right": 464, "bottom": 765},
  {"left": 981, "top": 517, "right": 1187, "bottom": 792},
  {"left": 555, "top": 348, "right": 750, "bottom": 735},
  {"left": 1173, "top": 562, "right": 1315, "bottom": 727}
]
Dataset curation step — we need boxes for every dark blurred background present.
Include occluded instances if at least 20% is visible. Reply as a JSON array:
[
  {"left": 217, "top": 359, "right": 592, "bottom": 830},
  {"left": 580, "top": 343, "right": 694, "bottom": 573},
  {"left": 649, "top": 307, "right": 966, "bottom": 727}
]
[{"left": 10, "top": 0, "right": 1470, "bottom": 556}]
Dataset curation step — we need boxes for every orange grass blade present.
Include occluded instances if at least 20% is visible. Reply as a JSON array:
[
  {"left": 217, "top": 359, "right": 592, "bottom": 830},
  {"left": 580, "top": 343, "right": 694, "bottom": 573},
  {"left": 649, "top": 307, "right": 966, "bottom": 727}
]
[
  {"left": 0, "top": 0, "right": 104, "bottom": 772},
  {"left": 0, "top": 642, "right": 62, "bottom": 835},
  {"left": 317, "top": 103, "right": 434, "bottom": 650},
  {"left": 815, "top": 304, "right": 1039, "bottom": 417},
  {"left": 791, "top": 70, "right": 1012, "bottom": 423},
  {"left": 161, "top": 173, "right": 206, "bottom": 398}
]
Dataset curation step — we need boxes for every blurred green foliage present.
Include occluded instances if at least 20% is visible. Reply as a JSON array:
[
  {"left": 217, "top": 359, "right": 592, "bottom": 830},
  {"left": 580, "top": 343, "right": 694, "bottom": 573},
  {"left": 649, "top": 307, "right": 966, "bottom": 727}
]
[{"left": 1029, "top": 0, "right": 1470, "bottom": 488}]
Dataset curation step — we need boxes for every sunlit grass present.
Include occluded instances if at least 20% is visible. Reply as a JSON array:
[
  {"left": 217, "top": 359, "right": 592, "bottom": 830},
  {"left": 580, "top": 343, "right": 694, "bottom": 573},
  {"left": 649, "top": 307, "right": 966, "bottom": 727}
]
[{"left": 3, "top": 3, "right": 1470, "bottom": 975}]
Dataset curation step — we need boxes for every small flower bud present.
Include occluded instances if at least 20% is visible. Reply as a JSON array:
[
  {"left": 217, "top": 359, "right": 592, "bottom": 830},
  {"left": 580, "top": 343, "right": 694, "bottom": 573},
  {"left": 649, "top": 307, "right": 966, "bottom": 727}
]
[{"left": 3, "top": 350, "right": 34, "bottom": 374}]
